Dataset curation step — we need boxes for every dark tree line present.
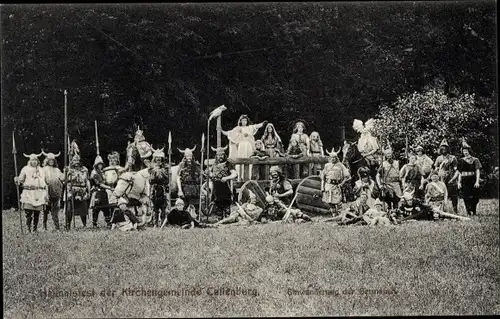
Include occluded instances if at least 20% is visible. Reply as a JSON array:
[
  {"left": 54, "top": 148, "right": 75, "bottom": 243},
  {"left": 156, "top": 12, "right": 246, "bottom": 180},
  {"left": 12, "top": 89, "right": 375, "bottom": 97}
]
[{"left": 1, "top": 2, "right": 497, "bottom": 207}]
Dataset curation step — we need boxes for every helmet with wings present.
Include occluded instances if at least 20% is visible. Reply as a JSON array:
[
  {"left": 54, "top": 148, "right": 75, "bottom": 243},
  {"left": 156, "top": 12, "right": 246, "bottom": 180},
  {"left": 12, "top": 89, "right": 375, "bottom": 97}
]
[{"left": 352, "top": 118, "right": 376, "bottom": 133}]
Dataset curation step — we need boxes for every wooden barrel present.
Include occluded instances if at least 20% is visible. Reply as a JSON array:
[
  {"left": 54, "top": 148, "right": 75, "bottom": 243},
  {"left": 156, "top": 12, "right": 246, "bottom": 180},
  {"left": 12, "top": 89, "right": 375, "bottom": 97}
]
[{"left": 295, "top": 176, "right": 331, "bottom": 215}]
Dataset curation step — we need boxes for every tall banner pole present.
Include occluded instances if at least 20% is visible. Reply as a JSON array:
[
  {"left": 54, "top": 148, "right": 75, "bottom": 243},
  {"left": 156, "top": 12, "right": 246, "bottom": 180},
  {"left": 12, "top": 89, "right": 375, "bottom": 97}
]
[
  {"left": 63, "top": 90, "right": 69, "bottom": 230},
  {"left": 168, "top": 131, "right": 172, "bottom": 213},
  {"left": 12, "top": 131, "right": 24, "bottom": 235},
  {"left": 198, "top": 133, "right": 205, "bottom": 222},
  {"left": 206, "top": 119, "right": 211, "bottom": 213},
  {"left": 95, "top": 120, "right": 100, "bottom": 156}
]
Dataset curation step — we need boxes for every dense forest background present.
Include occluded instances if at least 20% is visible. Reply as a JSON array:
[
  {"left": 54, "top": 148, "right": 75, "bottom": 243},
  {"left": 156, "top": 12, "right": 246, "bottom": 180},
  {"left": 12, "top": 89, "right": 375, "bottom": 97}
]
[{"left": 1, "top": 2, "right": 497, "bottom": 207}]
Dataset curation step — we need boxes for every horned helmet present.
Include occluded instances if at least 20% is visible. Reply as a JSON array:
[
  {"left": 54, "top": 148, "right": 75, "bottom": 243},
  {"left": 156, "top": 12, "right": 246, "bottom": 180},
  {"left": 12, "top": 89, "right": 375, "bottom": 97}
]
[
  {"left": 178, "top": 145, "right": 197, "bottom": 160},
  {"left": 326, "top": 147, "right": 341, "bottom": 162},
  {"left": 211, "top": 145, "right": 228, "bottom": 162},
  {"left": 23, "top": 152, "right": 43, "bottom": 166},
  {"left": 42, "top": 150, "right": 61, "bottom": 166}
]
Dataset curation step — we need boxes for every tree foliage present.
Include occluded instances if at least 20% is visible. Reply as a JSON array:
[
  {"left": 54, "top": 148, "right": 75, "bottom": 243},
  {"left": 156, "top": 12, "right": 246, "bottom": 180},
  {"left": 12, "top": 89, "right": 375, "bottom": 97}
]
[{"left": 373, "top": 83, "right": 497, "bottom": 167}]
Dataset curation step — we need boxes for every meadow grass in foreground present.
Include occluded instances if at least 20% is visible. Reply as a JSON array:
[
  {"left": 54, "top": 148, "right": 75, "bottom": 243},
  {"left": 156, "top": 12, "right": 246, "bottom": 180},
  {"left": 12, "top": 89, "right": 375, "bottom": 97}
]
[{"left": 3, "top": 199, "right": 499, "bottom": 317}]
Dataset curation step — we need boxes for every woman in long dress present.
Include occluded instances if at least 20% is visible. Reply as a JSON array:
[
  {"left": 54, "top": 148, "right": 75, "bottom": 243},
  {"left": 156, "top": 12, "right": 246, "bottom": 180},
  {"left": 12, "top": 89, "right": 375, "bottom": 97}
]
[
  {"left": 289, "top": 121, "right": 310, "bottom": 178},
  {"left": 260, "top": 123, "right": 284, "bottom": 158},
  {"left": 222, "top": 115, "right": 267, "bottom": 181},
  {"left": 457, "top": 140, "right": 482, "bottom": 216},
  {"left": 309, "top": 131, "right": 325, "bottom": 175}
]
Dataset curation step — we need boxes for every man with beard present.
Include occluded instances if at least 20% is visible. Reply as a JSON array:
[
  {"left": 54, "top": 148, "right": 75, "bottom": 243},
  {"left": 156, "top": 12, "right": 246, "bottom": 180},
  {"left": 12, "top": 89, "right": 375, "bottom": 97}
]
[
  {"left": 176, "top": 146, "right": 201, "bottom": 215},
  {"left": 434, "top": 139, "right": 459, "bottom": 214},
  {"left": 41, "top": 151, "right": 64, "bottom": 230},
  {"left": 206, "top": 146, "right": 238, "bottom": 217},
  {"left": 14, "top": 152, "right": 48, "bottom": 232},
  {"left": 148, "top": 147, "right": 170, "bottom": 227},
  {"left": 321, "top": 147, "right": 351, "bottom": 216},
  {"left": 268, "top": 165, "right": 293, "bottom": 205}
]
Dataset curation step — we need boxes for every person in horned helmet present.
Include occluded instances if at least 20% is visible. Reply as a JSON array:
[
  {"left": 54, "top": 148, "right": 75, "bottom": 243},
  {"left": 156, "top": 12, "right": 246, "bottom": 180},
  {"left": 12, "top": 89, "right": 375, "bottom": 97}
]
[
  {"left": 376, "top": 144, "right": 402, "bottom": 210},
  {"left": 177, "top": 145, "right": 201, "bottom": 215},
  {"left": 89, "top": 154, "right": 114, "bottom": 228},
  {"left": 14, "top": 152, "right": 48, "bottom": 232},
  {"left": 124, "top": 127, "right": 153, "bottom": 172},
  {"left": 101, "top": 151, "right": 124, "bottom": 206},
  {"left": 434, "top": 138, "right": 459, "bottom": 214},
  {"left": 457, "top": 139, "right": 482, "bottom": 216},
  {"left": 320, "top": 147, "right": 351, "bottom": 216},
  {"left": 352, "top": 118, "right": 380, "bottom": 178},
  {"left": 148, "top": 146, "right": 170, "bottom": 227},
  {"left": 205, "top": 145, "right": 238, "bottom": 217},
  {"left": 41, "top": 150, "right": 64, "bottom": 230},
  {"left": 64, "top": 151, "right": 91, "bottom": 230}
]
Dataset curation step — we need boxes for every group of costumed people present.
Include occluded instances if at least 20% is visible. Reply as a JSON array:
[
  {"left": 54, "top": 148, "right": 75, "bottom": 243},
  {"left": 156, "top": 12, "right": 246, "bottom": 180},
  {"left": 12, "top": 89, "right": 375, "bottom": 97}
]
[{"left": 13, "top": 116, "right": 482, "bottom": 232}]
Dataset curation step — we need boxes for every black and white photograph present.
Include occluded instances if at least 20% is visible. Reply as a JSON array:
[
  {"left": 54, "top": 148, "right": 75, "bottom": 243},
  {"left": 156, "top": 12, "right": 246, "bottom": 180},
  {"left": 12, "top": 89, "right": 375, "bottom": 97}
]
[{"left": 2, "top": 2, "right": 498, "bottom": 317}]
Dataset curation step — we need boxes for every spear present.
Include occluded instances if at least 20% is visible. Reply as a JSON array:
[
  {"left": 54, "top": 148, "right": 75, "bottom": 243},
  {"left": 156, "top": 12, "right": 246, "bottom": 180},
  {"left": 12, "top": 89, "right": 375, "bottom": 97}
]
[
  {"left": 168, "top": 131, "right": 172, "bottom": 213},
  {"left": 95, "top": 120, "right": 100, "bottom": 156},
  {"left": 63, "top": 90, "right": 69, "bottom": 230},
  {"left": 198, "top": 133, "right": 205, "bottom": 222},
  {"left": 12, "top": 131, "right": 24, "bottom": 234}
]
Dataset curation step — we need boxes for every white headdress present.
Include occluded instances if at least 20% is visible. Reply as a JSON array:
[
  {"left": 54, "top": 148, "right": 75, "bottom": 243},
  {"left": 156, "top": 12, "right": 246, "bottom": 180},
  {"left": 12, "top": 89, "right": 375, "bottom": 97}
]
[{"left": 353, "top": 118, "right": 376, "bottom": 133}]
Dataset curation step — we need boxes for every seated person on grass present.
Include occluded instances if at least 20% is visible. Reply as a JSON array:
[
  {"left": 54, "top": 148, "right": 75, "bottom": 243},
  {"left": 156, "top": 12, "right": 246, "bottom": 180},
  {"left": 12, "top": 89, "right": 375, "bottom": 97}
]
[
  {"left": 362, "top": 199, "right": 393, "bottom": 226},
  {"left": 166, "top": 198, "right": 210, "bottom": 229},
  {"left": 325, "top": 192, "right": 371, "bottom": 225},
  {"left": 261, "top": 195, "right": 312, "bottom": 224},
  {"left": 215, "top": 191, "right": 263, "bottom": 226},
  {"left": 110, "top": 197, "right": 141, "bottom": 231}
]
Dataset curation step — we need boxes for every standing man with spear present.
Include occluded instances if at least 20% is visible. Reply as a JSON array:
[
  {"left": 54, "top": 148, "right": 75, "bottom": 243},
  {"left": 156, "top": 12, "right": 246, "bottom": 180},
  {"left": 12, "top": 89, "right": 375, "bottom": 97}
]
[
  {"left": 198, "top": 133, "right": 205, "bottom": 222},
  {"left": 167, "top": 131, "right": 173, "bottom": 215},
  {"left": 12, "top": 131, "right": 24, "bottom": 234}
]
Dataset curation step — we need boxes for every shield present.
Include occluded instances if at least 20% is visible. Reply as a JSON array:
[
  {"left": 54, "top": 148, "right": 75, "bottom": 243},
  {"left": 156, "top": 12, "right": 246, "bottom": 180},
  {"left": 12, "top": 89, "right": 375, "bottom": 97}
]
[
  {"left": 295, "top": 176, "right": 331, "bottom": 215},
  {"left": 237, "top": 180, "right": 267, "bottom": 210},
  {"left": 103, "top": 168, "right": 119, "bottom": 185}
]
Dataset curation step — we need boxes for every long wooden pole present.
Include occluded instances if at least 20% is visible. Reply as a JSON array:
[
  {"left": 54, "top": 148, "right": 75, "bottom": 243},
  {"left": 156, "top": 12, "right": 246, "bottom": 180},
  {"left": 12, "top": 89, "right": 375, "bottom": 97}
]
[
  {"left": 206, "top": 120, "right": 211, "bottom": 213},
  {"left": 12, "top": 131, "right": 23, "bottom": 234},
  {"left": 282, "top": 175, "right": 319, "bottom": 223},
  {"left": 63, "top": 90, "right": 69, "bottom": 230},
  {"left": 168, "top": 131, "right": 172, "bottom": 213},
  {"left": 198, "top": 133, "right": 205, "bottom": 222},
  {"left": 95, "top": 120, "right": 100, "bottom": 156}
]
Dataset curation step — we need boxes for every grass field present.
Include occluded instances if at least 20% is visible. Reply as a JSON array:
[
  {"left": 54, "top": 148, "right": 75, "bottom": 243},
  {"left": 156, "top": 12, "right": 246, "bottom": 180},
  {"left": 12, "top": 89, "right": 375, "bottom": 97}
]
[{"left": 3, "top": 199, "right": 499, "bottom": 317}]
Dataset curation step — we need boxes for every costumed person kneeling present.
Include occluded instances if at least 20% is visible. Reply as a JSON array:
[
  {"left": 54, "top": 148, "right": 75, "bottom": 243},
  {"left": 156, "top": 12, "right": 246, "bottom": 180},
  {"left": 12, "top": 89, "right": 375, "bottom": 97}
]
[
  {"left": 14, "top": 152, "right": 48, "bottom": 232},
  {"left": 110, "top": 197, "right": 141, "bottom": 231},
  {"left": 215, "top": 191, "right": 264, "bottom": 226},
  {"left": 321, "top": 147, "right": 351, "bottom": 216},
  {"left": 206, "top": 146, "right": 238, "bottom": 217},
  {"left": 261, "top": 195, "right": 312, "bottom": 224}
]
